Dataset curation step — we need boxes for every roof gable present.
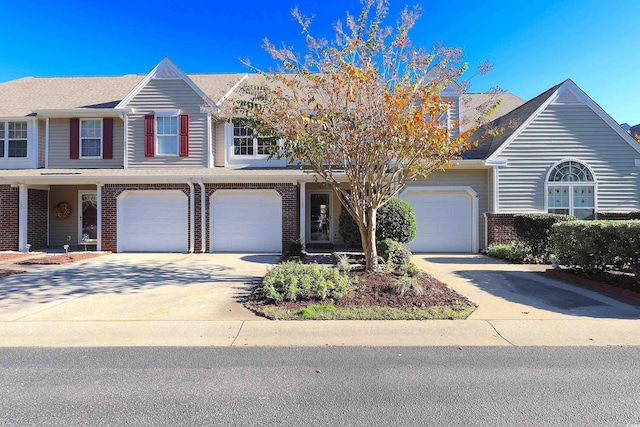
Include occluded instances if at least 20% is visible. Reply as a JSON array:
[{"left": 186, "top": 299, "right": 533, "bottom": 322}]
[
  {"left": 115, "top": 57, "right": 218, "bottom": 112},
  {"left": 464, "top": 79, "right": 640, "bottom": 160}
]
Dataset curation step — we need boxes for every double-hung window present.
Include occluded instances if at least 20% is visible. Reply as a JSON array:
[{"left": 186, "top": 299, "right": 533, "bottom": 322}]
[
  {"left": 80, "top": 119, "right": 102, "bottom": 158},
  {"left": 0, "top": 121, "right": 28, "bottom": 158},
  {"left": 546, "top": 160, "right": 595, "bottom": 220},
  {"left": 232, "top": 120, "right": 278, "bottom": 156},
  {"left": 156, "top": 112, "right": 179, "bottom": 156}
]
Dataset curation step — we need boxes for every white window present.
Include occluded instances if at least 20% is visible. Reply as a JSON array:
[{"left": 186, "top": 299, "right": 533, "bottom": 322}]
[
  {"left": 546, "top": 160, "right": 595, "bottom": 219},
  {"left": 0, "top": 121, "right": 28, "bottom": 158},
  {"left": 80, "top": 119, "right": 102, "bottom": 158},
  {"left": 156, "top": 112, "right": 179, "bottom": 156},
  {"left": 232, "top": 120, "right": 278, "bottom": 156}
]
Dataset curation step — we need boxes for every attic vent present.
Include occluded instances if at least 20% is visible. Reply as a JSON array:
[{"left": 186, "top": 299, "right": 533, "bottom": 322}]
[
  {"left": 153, "top": 63, "right": 181, "bottom": 79},
  {"left": 554, "top": 88, "right": 582, "bottom": 104}
]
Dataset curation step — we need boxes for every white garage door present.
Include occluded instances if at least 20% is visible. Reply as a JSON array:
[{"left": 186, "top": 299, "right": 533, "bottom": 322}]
[
  {"left": 402, "top": 189, "right": 473, "bottom": 252},
  {"left": 118, "top": 190, "right": 188, "bottom": 252},
  {"left": 211, "top": 190, "right": 282, "bottom": 252}
]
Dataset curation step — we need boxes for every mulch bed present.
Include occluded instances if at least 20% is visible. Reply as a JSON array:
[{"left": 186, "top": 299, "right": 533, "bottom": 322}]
[
  {"left": 247, "top": 269, "right": 475, "bottom": 312},
  {"left": 15, "top": 252, "right": 111, "bottom": 265},
  {"left": 0, "top": 253, "right": 37, "bottom": 262},
  {"left": 547, "top": 268, "right": 640, "bottom": 300},
  {"left": 0, "top": 269, "right": 27, "bottom": 278}
]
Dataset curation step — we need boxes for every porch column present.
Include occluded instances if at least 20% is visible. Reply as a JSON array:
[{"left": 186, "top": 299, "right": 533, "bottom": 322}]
[
  {"left": 96, "top": 183, "right": 103, "bottom": 252},
  {"left": 18, "top": 184, "right": 28, "bottom": 252},
  {"left": 299, "top": 182, "right": 306, "bottom": 250}
]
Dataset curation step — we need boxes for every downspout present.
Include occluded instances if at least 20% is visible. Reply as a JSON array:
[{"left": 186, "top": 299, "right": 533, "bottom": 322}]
[
  {"left": 187, "top": 179, "right": 195, "bottom": 253},
  {"left": 118, "top": 111, "right": 128, "bottom": 168},
  {"left": 44, "top": 118, "right": 50, "bottom": 168},
  {"left": 197, "top": 178, "right": 206, "bottom": 253}
]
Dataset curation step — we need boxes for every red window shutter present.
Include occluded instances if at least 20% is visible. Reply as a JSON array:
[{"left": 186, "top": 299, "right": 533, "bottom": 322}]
[
  {"left": 179, "top": 114, "right": 189, "bottom": 157},
  {"left": 70, "top": 118, "right": 80, "bottom": 159},
  {"left": 103, "top": 118, "right": 113, "bottom": 159},
  {"left": 144, "top": 114, "right": 155, "bottom": 157}
]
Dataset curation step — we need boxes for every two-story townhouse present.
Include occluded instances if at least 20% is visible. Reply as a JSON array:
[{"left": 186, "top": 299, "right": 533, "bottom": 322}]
[{"left": 1, "top": 57, "right": 639, "bottom": 254}]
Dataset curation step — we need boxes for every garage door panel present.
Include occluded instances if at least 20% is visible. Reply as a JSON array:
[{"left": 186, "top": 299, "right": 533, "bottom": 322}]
[
  {"left": 211, "top": 190, "right": 282, "bottom": 252},
  {"left": 402, "top": 190, "right": 473, "bottom": 253},
  {"left": 119, "top": 191, "right": 188, "bottom": 252}
]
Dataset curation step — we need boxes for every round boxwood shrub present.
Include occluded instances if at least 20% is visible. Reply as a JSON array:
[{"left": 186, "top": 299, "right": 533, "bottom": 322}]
[{"left": 338, "top": 197, "right": 417, "bottom": 248}]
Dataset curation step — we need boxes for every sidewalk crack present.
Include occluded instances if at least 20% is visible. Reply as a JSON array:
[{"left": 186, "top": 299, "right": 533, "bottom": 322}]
[
  {"left": 486, "top": 320, "right": 516, "bottom": 346},
  {"left": 230, "top": 321, "right": 246, "bottom": 347}
]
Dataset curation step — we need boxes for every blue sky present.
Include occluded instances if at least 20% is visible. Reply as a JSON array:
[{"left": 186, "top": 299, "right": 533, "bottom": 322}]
[{"left": 1, "top": 0, "right": 638, "bottom": 124}]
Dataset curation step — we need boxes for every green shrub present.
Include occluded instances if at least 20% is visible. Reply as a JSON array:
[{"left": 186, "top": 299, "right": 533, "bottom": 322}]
[
  {"left": 513, "top": 213, "right": 576, "bottom": 259},
  {"left": 338, "top": 208, "right": 362, "bottom": 248},
  {"left": 629, "top": 212, "right": 640, "bottom": 220},
  {"left": 487, "top": 241, "right": 534, "bottom": 264},
  {"left": 378, "top": 238, "right": 412, "bottom": 270},
  {"left": 552, "top": 220, "right": 640, "bottom": 273},
  {"left": 393, "top": 274, "right": 424, "bottom": 296},
  {"left": 260, "top": 262, "right": 352, "bottom": 303},
  {"left": 375, "top": 197, "right": 416, "bottom": 243},
  {"left": 284, "top": 239, "right": 303, "bottom": 259},
  {"left": 338, "top": 197, "right": 417, "bottom": 248},
  {"left": 403, "top": 262, "right": 421, "bottom": 277}
]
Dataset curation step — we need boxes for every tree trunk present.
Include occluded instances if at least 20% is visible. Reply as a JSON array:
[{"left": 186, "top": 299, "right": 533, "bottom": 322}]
[{"left": 360, "top": 207, "right": 379, "bottom": 270}]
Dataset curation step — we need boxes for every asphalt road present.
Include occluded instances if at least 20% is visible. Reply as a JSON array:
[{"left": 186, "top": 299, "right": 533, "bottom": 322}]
[{"left": 1, "top": 347, "right": 639, "bottom": 426}]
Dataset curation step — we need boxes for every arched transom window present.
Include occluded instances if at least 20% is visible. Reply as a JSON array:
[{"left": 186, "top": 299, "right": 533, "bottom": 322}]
[{"left": 547, "top": 160, "right": 595, "bottom": 219}]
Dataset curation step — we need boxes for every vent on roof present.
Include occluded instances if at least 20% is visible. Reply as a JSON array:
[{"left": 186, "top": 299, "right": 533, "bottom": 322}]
[
  {"left": 553, "top": 88, "right": 582, "bottom": 104},
  {"left": 154, "top": 63, "right": 181, "bottom": 79}
]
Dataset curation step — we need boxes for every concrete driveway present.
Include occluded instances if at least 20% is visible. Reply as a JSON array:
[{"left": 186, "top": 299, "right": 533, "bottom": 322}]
[
  {"left": 0, "top": 253, "right": 278, "bottom": 322},
  {"left": 412, "top": 254, "right": 640, "bottom": 320}
]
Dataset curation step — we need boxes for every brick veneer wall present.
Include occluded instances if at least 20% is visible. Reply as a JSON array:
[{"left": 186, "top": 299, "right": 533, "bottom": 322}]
[
  {"left": 0, "top": 185, "right": 19, "bottom": 251},
  {"left": 205, "top": 183, "right": 298, "bottom": 253},
  {"left": 27, "top": 189, "right": 48, "bottom": 250},
  {"left": 486, "top": 213, "right": 517, "bottom": 246},
  {"left": 101, "top": 184, "right": 191, "bottom": 252}
]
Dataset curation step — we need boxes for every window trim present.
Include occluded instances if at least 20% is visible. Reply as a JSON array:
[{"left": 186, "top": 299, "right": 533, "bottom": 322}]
[
  {"left": 0, "top": 120, "right": 29, "bottom": 159},
  {"left": 230, "top": 119, "right": 280, "bottom": 158},
  {"left": 79, "top": 118, "right": 103, "bottom": 159},
  {"left": 544, "top": 159, "right": 598, "bottom": 218},
  {"left": 155, "top": 110, "right": 180, "bottom": 157}
]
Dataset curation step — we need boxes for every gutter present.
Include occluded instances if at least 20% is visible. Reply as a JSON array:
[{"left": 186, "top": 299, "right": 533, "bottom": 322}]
[{"left": 197, "top": 178, "right": 206, "bottom": 253}]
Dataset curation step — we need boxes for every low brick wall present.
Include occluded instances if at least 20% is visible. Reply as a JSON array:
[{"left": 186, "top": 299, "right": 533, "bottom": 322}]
[
  {"left": 0, "top": 185, "right": 19, "bottom": 251},
  {"left": 596, "top": 212, "right": 636, "bottom": 220},
  {"left": 486, "top": 213, "right": 517, "bottom": 246}
]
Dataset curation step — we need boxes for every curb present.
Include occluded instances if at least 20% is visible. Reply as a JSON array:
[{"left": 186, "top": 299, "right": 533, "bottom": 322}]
[{"left": 546, "top": 269, "right": 640, "bottom": 301}]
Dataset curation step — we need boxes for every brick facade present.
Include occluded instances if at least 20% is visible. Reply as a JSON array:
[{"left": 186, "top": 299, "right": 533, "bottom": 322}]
[
  {"left": 27, "top": 189, "right": 48, "bottom": 250},
  {"left": 0, "top": 185, "right": 19, "bottom": 251},
  {"left": 100, "top": 182, "right": 298, "bottom": 253},
  {"left": 486, "top": 213, "right": 517, "bottom": 246},
  {"left": 596, "top": 212, "right": 637, "bottom": 220}
]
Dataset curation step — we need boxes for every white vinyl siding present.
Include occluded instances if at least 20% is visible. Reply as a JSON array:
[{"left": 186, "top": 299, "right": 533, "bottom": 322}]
[
  {"left": 126, "top": 79, "right": 207, "bottom": 167},
  {"left": 406, "top": 168, "right": 489, "bottom": 250},
  {"left": 48, "top": 118, "right": 124, "bottom": 168},
  {"left": 495, "top": 103, "right": 640, "bottom": 213}
]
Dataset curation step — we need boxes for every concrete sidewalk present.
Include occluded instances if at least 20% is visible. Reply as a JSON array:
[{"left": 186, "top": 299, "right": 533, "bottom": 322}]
[{"left": 1, "top": 252, "right": 640, "bottom": 347}]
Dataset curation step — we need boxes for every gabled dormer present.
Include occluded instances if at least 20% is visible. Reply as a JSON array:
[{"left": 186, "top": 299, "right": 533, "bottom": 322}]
[{"left": 116, "top": 58, "right": 218, "bottom": 168}]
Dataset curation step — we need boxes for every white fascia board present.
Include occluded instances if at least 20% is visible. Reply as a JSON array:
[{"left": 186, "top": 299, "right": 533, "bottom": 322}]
[
  {"left": 484, "top": 159, "right": 507, "bottom": 166},
  {"left": 487, "top": 84, "right": 564, "bottom": 162},
  {"left": 34, "top": 108, "right": 132, "bottom": 118},
  {"left": 115, "top": 57, "right": 217, "bottom": 111},
  {"left": 216, "top": 74, "right": 249, "bottom": 108},
  {"left": 450, "top": 159, "right": 490, "bottom": 169},
  {"left": 561, "top": 79, "right": 640, "bottom": 155}
]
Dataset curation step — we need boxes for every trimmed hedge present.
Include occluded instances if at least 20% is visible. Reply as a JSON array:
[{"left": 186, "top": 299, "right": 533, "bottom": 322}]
[
  {"left": 552, "top": 220, "right": 640, "bottom": 272},
  {"left": 378, "top": 238, "right": 412, "bottom": 270},
  {"left": 338, "top": 197, "right": 416, "bottom": 248},
  {"left": 513, "top": 213, "right": 576, "bottom": 258}
]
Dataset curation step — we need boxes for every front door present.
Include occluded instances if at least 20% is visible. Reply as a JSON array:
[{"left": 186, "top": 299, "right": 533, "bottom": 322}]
[
  {"left": 308, "top": 192, "right": 332, "bottom": 243},
  {"left": 78, "top": 191, "right": 98, "bottom": 243}
]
